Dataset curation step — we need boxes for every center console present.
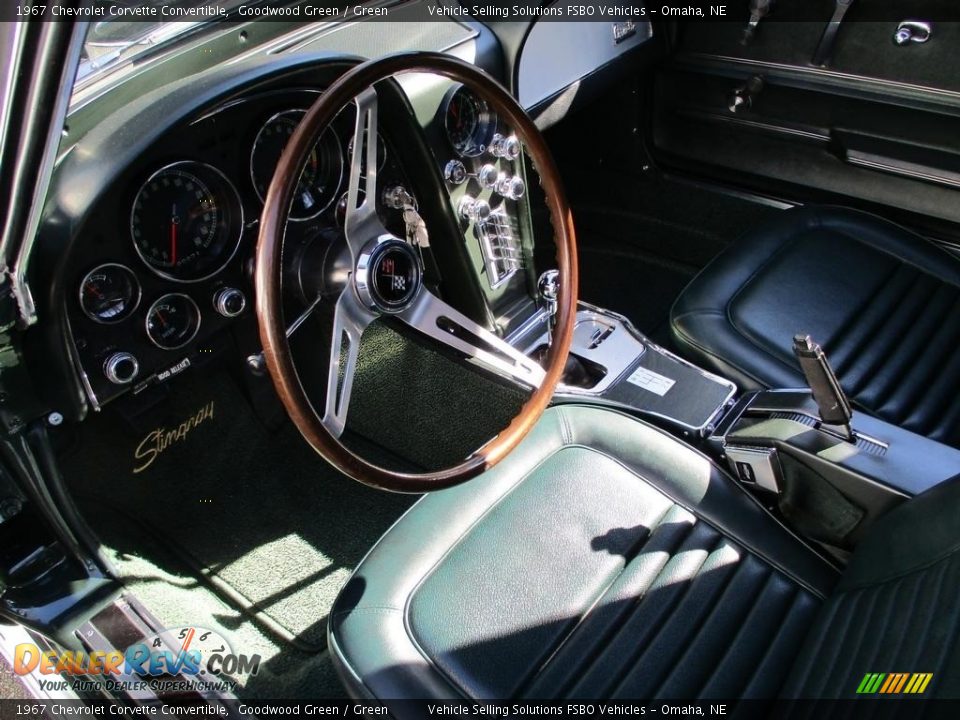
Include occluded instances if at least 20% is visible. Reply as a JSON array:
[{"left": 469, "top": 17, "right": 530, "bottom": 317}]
[
  {"left": 708, "top": 389, "right": 960, "bottom": 546},
  {"left": 513, "top": 298, "right": 960, "bottom": 550},
  {"left": 511, "top": 302, "right": 737, "bottom": 437}
]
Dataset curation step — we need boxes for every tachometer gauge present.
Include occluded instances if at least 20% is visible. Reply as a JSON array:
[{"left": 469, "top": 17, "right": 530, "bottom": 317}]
[
  {"left": 145, "top": 293, "right": 201, "bottom": 350},
  {"left": 131, "top": 162, "right": 243, "bottom": 282},
  {"left": 444, "top": 85, "right": 496, "bottom": 157},
  {"left": 79, "top": 263, "right": 141, "bottom": 323},
  {"left": 250, "top": 110, "right": 344, "bottom": 220}
]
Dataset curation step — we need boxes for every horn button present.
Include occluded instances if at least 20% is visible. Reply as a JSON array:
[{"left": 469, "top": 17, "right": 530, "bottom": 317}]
[{"left": 356, "top": 238, "right": 422, "bottom": 313}]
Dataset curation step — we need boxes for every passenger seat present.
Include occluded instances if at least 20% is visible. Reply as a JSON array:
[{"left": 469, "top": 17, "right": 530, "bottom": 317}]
[{"left": 670, "top": 205, "right": 960, "bottom": 448}]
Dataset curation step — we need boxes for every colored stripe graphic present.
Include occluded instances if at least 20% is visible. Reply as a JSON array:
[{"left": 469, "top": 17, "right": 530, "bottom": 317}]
[
  {"left": 857, "top": 672, "right": 932, "bottom": 694},
  {"left": 892, "top": 673, "right": 909, "bottom": 693}
]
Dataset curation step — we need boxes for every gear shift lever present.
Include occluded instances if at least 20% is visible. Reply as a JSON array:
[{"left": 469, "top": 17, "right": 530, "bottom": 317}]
[{"left": 792, "top": 334, "right": 854, "bottom": 441}]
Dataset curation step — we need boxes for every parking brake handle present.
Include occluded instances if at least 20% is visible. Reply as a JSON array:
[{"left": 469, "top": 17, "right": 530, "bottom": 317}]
[{"left": 792, "top": 334, "right": 854, "bottom": 441}]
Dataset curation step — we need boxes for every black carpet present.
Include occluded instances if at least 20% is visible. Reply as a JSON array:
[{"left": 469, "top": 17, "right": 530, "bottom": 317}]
[
  {"left": 60, "top": 366, "right": 415, "bottom": 653},
  {"left": 78, "top": 503, "right": 347, "bottom": 698},
  {"left": 58, "top": 317, "right": 526, "bottom": 694}
]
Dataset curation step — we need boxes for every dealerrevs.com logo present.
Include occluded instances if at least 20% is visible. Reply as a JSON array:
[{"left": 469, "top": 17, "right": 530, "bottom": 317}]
[{"left": 13, "top": 626, "right": 259, "bottom": 694}]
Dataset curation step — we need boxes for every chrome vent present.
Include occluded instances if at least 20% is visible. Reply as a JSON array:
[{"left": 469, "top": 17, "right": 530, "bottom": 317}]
[{"left": 476, "top": 210, "right": 522, "bottom": 289}]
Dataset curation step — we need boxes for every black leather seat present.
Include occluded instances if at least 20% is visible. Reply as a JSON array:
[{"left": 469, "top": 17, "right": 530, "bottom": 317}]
[
  {"left": 670, "top": 206, "right": 960, "bottom": 448},
  {"left": 329, "top": 405, "right": 960, "bottom": 704}
]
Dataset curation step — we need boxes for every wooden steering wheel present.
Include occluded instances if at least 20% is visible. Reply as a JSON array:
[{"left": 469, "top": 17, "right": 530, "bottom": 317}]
[{"left": 255, "top": 52, "right": 578, "bottom": 492}]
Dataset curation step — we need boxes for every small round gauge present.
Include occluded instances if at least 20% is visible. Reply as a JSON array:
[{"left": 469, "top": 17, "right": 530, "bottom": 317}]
[
  {"left": 145, "top": 293, "right": 201, "bottom": 350},
  {"left": 78, "top": 263, "right": 141, "bottom": 323},
  {"left": 444, "top": 85, "right": 497, "bottom": 157},
  {"left": 250, "top": 110, "right": 345, "bottom": 221},
  {"left": 131, "top": 161, "right": 243, "bottom": 282}
]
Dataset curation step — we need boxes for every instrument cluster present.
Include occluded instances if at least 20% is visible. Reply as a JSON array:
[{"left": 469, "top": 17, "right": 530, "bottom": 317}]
[{"left": 68, "top": 87, "right": 403, "bottom": 409}]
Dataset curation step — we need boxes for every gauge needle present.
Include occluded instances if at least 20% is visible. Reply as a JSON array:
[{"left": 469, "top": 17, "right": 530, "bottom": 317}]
[{"left": 170, "top": 205, "right": 178, "bottom": 265}]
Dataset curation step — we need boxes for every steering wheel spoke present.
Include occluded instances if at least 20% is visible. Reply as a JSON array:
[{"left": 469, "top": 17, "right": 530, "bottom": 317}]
[
  {"left": 344, "top": 87, "right": 389, "bottom": 256},
  {"left": 398, "top": 289, "right": 546, "bottom": 389},
  {"left": 322, "top": 288, "right": 375, "bottom": 438}
]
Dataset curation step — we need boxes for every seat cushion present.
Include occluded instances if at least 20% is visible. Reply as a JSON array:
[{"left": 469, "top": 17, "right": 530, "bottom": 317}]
[
  {"left": 670, "top": 206, "right": 960, "bottom": 448},
  {"left": 328, "top": 406, "right": 838, "bottom": 705}
]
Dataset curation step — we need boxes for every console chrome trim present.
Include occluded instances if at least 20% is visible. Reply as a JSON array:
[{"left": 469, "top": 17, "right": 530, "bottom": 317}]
[
  {"left": 522, "top": 302, "right": 738, "bottom": 435},
  {"left": 524, "top": 307, "right": 646, "bottom": 395}
]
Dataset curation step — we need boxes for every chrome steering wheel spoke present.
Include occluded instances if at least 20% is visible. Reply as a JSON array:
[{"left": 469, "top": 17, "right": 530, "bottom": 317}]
[
  {"left": 322, "top": 287, "right": 375, "bottom": 438},
  {"left": 397, "top": 289, "right": 546, "bottom": 389},
  {"left": 344, "top": 87, "right": 390, "bottom": 258}
]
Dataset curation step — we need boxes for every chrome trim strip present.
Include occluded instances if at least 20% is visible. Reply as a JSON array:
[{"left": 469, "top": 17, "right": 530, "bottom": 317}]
[
  {"left": 0, "top": 623, "right": 80, "bottom": 701},
  {"left": 679, "top": 108, "right": 830, "bottom": 143},
  {"left": 678, "top": 53, "right": 960, "bottom": 111},
  {"left": 846, "top": 152, "right": 960, "bottom": 190},
  {"left": 63, "top": 310, "right": 102, "bottom": 413},
  {"left": 11, "top": 22, "right": 88, "bottom": 327}
]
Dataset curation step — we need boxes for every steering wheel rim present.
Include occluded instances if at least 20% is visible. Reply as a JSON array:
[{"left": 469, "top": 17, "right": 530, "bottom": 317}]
[{"left": 255, "top": 52, "right": 578, "bottom": 492}]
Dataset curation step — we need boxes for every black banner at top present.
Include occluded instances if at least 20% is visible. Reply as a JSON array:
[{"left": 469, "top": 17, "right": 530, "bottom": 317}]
[{"left": 7, "top": 0, "right": 960, "bottom": 24}]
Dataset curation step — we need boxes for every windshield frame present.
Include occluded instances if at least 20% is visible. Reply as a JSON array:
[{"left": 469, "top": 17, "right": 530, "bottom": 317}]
[{"left": 73, "top": 0, "right": 284, "bottom": 93}]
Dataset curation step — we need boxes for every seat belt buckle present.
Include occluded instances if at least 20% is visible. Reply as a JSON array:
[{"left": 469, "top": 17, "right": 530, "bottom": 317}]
[{"left": 725, "top": 445, "right": 783, "bottom": 494}]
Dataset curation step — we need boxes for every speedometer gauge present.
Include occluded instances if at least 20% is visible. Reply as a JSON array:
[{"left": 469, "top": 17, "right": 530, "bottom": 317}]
[
  {"left": 444, "top": 85, "right": 497, "bottom": 157},
  {"left": 250, "top": 110, "right": 344, "bottom": 220},
  {"left": 131, "top": 161, "right": 243, "bottom": 282}
]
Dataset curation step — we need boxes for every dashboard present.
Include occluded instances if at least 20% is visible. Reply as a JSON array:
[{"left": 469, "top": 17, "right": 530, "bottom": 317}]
[
  {"left": 56, "top": 60, "right": 536, "bottom": 413},
  {"left": 65, "top": 83, "right": 415, "bottom": 408},
  {"left": 29, "top": 9, "right": 655, "bottom": 422}
]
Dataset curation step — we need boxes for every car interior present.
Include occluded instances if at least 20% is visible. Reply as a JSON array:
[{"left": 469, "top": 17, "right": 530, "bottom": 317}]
[{"left": 3, "top": 0, "right": 960, "bottom": 708}]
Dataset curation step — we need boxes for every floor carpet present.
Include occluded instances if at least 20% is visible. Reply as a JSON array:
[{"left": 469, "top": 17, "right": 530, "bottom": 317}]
[{"left": 60, "top": 367, "right": 415, "bottom": 654}]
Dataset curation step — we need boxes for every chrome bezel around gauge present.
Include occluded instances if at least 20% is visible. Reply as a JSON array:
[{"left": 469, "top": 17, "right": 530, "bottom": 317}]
[
  {"left": 78, "top": 262, "right": 142, "bottom": 324},
  {"left": 249, "top": 108, "right": 345, "bottom": 222},
  {"left": 443, "top": 84, "right": 497, "bottom": 158},
  {"left": 144, "top": 293, "right": 202, "bottom": 351},
  {"left": 130, "top": 160, "right": 245, "bottom": 284}
]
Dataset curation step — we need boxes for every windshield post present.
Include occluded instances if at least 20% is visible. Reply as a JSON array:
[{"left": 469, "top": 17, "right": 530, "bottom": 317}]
[{"left": 1, "top": 17, "right": 89, "bottom": 328}]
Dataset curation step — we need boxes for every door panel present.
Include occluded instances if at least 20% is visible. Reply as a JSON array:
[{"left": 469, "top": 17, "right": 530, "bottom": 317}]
[{"left": 652, "top": 10, "right": 960, "bottom": 245}]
